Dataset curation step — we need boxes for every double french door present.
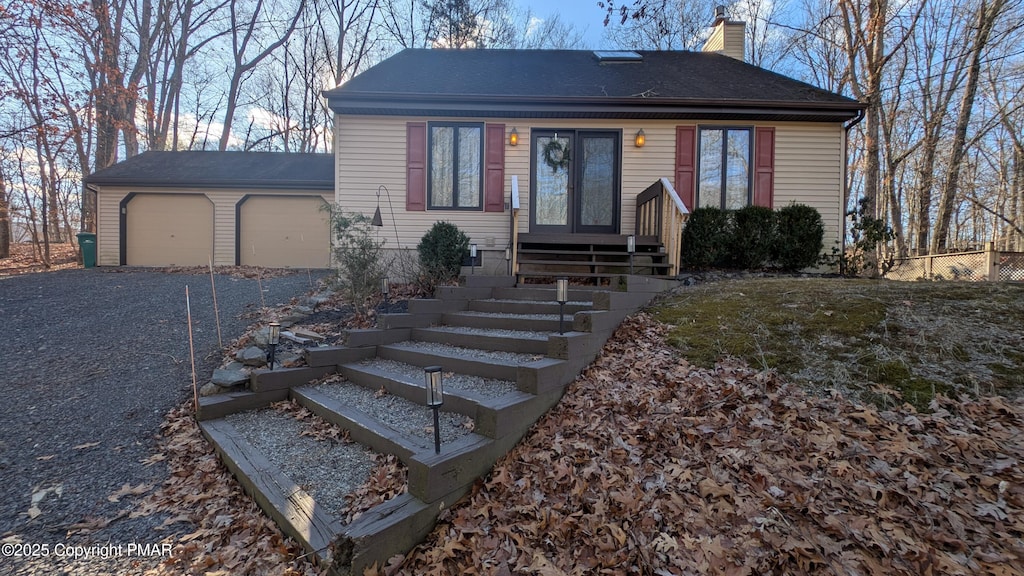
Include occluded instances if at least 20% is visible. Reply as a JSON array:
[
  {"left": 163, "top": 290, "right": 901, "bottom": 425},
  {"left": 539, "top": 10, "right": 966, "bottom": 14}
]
[{"left": 530, "top": 130, "right": 620, "bottom": 234}]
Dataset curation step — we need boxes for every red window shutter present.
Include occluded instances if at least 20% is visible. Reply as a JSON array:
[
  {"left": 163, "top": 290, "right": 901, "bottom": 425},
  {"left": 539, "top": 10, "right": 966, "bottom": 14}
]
[
  {"left": 406, "top": 122, "right": 427, "bottom": 211},
  {"left": 754, "top": 127, "right": 775, "bottom": 208},
  {"left": 484, "top": 124, "right": 505, "bottom": 212},
  {"left": 675, "top": 126, "right": 696, "bottom": 211}
]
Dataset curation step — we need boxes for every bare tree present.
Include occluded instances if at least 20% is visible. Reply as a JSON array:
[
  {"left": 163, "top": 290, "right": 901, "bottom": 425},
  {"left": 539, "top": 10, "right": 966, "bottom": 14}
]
[
  {"left": 0, "top": 162, "right": 9, "bottom": 258},
  {"left": 218, "top": 0, "right": 307, "bottom": 150},
  {"left": 932, "top": 0, "right": 1016, "bottom": 252},
  {"left": 600, "top": 0, "right": 708, "bottom": 50},
  {"left": 145, "top": 0, "right": 232, "bottom": 151}
]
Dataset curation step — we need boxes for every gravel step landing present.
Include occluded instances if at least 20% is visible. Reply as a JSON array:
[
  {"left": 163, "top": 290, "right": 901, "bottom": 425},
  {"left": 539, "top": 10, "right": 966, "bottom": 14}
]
[
  {"left": 493, "top": 285, "right": 606, "bottom": 302},
  {"left": 467, "top": 298, "right": 592, "bottom": 315},
  {"left": 412, "top": 325, "right": 551, "bottom": 354},
  {"left": 378, "top": 340, "right": 545, "bottom": 380},
  {"left": 223, "top": 408, "right": 379, "bottom": 523},
  {"left": 441, "top": 310, "right": 567, "bottom": 332},
  {"left": 307, "top": 378, "right": 474, "bottom": 447},
  {"left": 343, "top": 357, "right": 520, "bottom": 400}
]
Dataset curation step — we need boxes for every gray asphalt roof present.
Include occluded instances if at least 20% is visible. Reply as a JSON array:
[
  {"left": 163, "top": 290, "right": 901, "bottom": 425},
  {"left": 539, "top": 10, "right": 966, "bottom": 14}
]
[
  {"left": 325, "top": 49, "right": 862, "bottom": 118},
  {"left": 85, "top": 151, "right": 334, "bottom": 190}
]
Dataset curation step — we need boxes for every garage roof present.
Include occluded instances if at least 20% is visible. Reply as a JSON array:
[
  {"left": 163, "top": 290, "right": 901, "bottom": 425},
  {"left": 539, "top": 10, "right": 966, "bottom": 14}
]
[{"left": 85, "top": 151, "right": 334, "bottom": 190}]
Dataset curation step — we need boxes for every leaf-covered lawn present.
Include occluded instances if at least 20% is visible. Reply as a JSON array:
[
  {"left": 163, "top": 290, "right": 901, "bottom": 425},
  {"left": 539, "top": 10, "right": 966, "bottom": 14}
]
[{"left": 382, "top": 311, "right": 1024, "bottom": 575}]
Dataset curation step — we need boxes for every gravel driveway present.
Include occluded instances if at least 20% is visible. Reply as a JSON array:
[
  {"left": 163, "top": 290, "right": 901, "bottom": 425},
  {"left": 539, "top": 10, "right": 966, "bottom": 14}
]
[{"left": 0, "top": 268, "right": 321, "bottom": 575}]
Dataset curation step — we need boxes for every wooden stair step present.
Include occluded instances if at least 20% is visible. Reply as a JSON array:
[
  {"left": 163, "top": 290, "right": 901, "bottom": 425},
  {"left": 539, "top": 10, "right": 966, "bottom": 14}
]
[
  {"left": 292, "top": 383, "right": 477, "bottom": 461},
  {"left": 491, "top": 286, "right": 603, "bottom": 302},
  {"left": 378, "top": 341, "right": 546, "bottom": 381},
  {"left": 413, "top": 325, "right": 552, "bottom": 355},
  {"left": 467, "top": 298, "right": 592, "bottom": 315},
  {"left": 441, "top": 310, "right": 565, "bottom": 332}
]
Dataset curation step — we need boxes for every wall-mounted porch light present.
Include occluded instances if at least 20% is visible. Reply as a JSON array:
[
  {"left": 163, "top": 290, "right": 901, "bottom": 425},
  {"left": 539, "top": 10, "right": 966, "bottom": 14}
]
[
  {"left": 425, "top": 366, "right": 444, "bottom": 454},
  {"left": 509, "top": 127, "right": 519, "bottom": 146},
  {"left": 267, "top": 321, "right": 281, "bottom": 370},
  {"left": 634, "top": 129, "right": 646, "bottom": 148}
]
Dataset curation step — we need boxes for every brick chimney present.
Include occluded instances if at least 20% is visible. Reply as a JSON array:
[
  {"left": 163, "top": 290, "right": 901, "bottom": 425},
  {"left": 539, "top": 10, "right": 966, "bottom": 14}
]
[{"left": 701, "top": 6, "right": 746, "bottom": 61}]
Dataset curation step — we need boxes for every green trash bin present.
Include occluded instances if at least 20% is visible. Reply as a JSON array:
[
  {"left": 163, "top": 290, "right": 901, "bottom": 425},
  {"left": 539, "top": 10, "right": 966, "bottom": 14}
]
[{"left": 76, "top": 232, "right": 97, "bottom": 268}]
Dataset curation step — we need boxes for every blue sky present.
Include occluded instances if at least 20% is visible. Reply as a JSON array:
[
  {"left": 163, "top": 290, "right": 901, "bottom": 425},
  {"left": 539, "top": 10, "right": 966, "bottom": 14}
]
[{"left": 517, "top": 0, "right": 611, "bottom": 48}]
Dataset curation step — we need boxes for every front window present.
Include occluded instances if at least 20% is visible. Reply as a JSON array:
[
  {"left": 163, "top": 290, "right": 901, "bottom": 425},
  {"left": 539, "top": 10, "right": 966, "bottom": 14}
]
[
  {"left": 698, "top": 127, "right": 751, "bottom": 210},
  {"left": 429, "top": 123, "right": 482, "bottom": 209}
]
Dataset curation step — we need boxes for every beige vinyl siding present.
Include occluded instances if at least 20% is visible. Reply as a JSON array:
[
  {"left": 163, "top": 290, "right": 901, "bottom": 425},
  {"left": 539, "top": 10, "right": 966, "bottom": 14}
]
[
  {"left": 774, "top": 123, "right": 845, "bottom": 252},
  {"left": 95, "top": 186, "right": 331, "bottom": 267},
  {"left": 97, "top": 187, "right": 122, "bottom": 266},
  {"left": 336, "top": 115, "right": 846, "bottom": 268},
  {"left": 335, "top": 116, "right": 678, "bottom": 249},
  {"left": 702, "top": 22, "right": 745, "bottom": 61}
]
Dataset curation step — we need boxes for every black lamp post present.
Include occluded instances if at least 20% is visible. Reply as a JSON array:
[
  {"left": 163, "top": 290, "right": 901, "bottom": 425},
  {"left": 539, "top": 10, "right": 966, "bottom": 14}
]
[
  {"left": 469, "top": 244, "right": 477, "bottom": 275},
  {"left": 627, "top": 234, "right": 636, "bottom": 275},
  {"left": 267, "top": 321, "right": 281, "bottom": 370},
  {"left": 425, "top": 366, "right": 444, "bottom": 454},
  {"left": 556, "top": 277, "right": 568, "bottom": 335}
]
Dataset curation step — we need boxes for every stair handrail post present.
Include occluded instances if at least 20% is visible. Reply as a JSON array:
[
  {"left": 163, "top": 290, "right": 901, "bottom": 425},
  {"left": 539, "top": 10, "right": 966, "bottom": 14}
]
[
  {"left": 627, "top": 234, "right": 636, "bottom": 275},
  {"left": 658, "top": 177, "right": 688, "bottom": 276}
]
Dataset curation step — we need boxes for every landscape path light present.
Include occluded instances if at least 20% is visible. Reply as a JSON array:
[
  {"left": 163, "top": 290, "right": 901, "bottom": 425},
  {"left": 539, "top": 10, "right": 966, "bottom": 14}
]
[
  {"left": 381, "top": 277, "right": 390, "bottom": 317},
  {"left": 555, "top": 277, "right": 568, "bottom": 335},
  {"left": 469, "top": 243, "right": 477, "bottom": 275},
  {"left": 425, "top": 366, "right": 444, "bottom": 454},
  {"left": 267, "top": 321, "right": 281, "bottom": 370}
]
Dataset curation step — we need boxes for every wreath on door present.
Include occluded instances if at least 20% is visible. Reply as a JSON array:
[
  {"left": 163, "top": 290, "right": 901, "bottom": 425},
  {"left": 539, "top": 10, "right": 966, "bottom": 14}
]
[{"left": 542, "top": 138, "right": 571, "bottom": 173}]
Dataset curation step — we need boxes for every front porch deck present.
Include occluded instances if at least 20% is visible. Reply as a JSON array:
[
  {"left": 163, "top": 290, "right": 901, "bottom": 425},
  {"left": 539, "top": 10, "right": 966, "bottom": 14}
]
[{"left": 516, "top": 233, "right": 672, "bottom": 284}]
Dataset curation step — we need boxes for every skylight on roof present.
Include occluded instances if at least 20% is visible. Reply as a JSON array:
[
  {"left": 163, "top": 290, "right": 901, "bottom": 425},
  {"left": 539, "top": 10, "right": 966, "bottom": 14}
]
[{"left": 594, "top": 51, "right": 643, "bottom": 63}]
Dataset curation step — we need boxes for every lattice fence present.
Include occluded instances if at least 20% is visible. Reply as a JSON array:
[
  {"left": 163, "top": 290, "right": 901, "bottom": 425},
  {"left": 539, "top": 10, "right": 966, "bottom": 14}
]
[
  {"left": 886, "top": 244, "right": 1024, "bottom": 282},
  {"left": 1001, "top": 253, "right": 1024, "bottom": 281}
]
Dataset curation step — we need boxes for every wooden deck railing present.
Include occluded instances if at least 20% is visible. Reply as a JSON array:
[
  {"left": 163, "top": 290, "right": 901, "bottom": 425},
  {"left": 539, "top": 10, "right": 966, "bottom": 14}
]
[{"left": 635, "top": 178, "right": 688, "bottom": 276}]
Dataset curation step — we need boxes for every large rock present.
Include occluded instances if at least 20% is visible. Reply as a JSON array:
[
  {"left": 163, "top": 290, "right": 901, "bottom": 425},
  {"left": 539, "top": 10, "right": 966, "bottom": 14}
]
[
  {"left": 199, "top": 382, "right": 224, "bottom": 397},
  {"left": 275, "top": 350, "right": 302, "bottom": 368},
  {"left": 307, "top": 291, "right": 334, "bottom": 308},
  {"left": 211, "top": 368, "right": 249, "bottom": 387},
  {"left": 281, "top": 305, "right": 313, "bottom": 325},
  {"left": 252, "top": 327, "right": 271, "bottom": 347},
  {"left": 236, "top": 346, "right": 267, "bottom": 367}
]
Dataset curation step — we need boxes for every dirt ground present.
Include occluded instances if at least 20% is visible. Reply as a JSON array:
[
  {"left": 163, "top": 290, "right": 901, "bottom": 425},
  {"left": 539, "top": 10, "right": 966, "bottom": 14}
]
[{"left": 0, "top": 242, "right": 80, "bottom": 276}]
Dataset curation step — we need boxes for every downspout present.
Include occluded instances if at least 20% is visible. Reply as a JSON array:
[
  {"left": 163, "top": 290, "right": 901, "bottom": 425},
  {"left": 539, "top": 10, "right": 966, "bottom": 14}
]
[
  {"left": 842, "top": 108, "right": 866, "bottom": 276},
  {"left": 84, "top": 183, "right": 100, "bottom": 233}
]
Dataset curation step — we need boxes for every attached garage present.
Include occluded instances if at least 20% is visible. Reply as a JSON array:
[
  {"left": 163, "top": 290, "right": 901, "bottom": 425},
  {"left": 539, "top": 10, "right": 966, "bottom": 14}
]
[
  {"left": 124, "top": 193, "right": 214, "bottom": 266},
  {"left": 85, "top": 151, "right": 334, "bottom": 268},
  {"left": 238, "top": 195, "right": 330, "bottom": 268}
]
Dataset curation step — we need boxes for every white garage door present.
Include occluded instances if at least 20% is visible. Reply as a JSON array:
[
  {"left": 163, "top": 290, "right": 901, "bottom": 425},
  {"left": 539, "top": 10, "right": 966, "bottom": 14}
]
[
  {"left": 238, "top": 196, "right": 330, "bottom": 268},
  {"left": 126, "top": 194, "right": 214, "bottom": 266}
]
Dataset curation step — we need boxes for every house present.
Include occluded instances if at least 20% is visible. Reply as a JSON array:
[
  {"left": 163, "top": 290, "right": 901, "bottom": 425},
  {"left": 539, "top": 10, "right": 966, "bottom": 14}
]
[
  {"left": 324, "top": 11, "right": 864, "bottom": 279},
  {"left": 85, "top": 151, "right": 334, "bottom": 268},
  {"left": 85, "top": 10, "right": 863, "bottom": 276}
]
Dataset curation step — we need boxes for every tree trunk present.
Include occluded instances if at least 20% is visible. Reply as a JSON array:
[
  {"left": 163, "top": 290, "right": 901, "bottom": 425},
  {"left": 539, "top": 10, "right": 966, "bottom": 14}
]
[
  {"left": 91, "top": 0, "right": 124, "bottom": 171},
  {"left": 0, "top": 169, "right": 10, "bottom": 259},
  {"left": 931, "top": 0, "right": 1008, "bottom": 253}
]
